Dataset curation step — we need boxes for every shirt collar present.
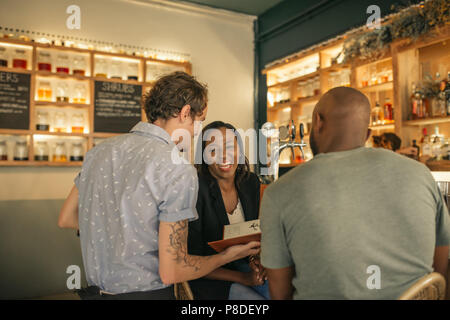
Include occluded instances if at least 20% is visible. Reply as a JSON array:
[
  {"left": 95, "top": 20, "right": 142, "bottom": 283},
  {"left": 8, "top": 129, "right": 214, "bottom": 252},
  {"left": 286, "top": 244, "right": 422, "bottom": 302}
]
[{"left": 130, "top": 121, "right": 172, "bottom": 145}]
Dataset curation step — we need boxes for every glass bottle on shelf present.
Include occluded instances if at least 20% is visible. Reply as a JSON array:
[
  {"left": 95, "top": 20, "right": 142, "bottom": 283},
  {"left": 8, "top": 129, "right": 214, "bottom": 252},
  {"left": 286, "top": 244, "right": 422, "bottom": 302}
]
[
  {"left": 14, "top": 140, "right": 28, "bottom": 161},
  {"left": 313, "top": 77, "right": 320, "bottom": 96},
  {"left": 37, "top": 81, "right": 52, "bottom": 101},
  {"left": 0, "top": 140, "right": 7, "bottom": 161},
  {"left": 387, "top": 69, "right": 393, "bottom": 82},
  {"left": 361, "top": 67, "right": 369, "bottom": 87},
  {"left": 383, "top": 98, "right": 393, "bottom": 123},
  {"left": 420, "top": 91, "right": 428, "bottom": 119},
  {"left": 411, "top": 83, "right": 421, "bottom": 120},
  {"left": 371, "top": 102, "right": 384, "bottom": 126},
  {"left": 432, "top": 136, "right": 442, "bottom": 160},
  {"left": 420, "top": 128, "right": 432, "bottom": 159},
  {"left": 55, "top": 82, "right": 69, "bottom": 102},
  {"left": 369, "top": 65, "right": 377, "bottom": 86},
  {"left": 70, "top": 142, "right": 84, "bottom": 161},
  {"left": 34, "top": 141, "right": 49, "bottom": 161},
  {"left": 54, "top": 111, "right": 67, "bottom": 133},
  {"left": 72, "top": 83, "right": 87, "bottom": 104},
  {"left": 37, "top": 51, "right": 52, "bottom": 72},
  {"left": 342, "top": 69, "right": 351, "bottom": 87},
  {"left": 56, "top": 54, "right": 70, "bottom": 74},
  {"left": 127, "top": 62, "right": 139, "bottom": 80},
  {"left": 438, "top": 74, "right": 447, "bottom": 117},
  {"left": 53, "top": 142, "right": 67, "bottom": 162},
  {"left": 13, "top": 49, "right": 27, "bottom": 69},
  {"left": 0, "top": 46, "right": 8, "bottom": 67},
  {"left": 110, "top": 60, "right": 122, "bottom": 79},
  {"left": 381, "top": 67, "right": 389, "bottom": 83},
  {"left": 71, "top": 113, "right": 85, "bottom": 133},
  {"left": 36, "top": 111, "right": 50, "bottom": 131},
  {"left": 72, "top": 56, "right": 86, "bottom": 76},
  {"left": 95, "top": 58, "right": 108, "bottom": 78}
]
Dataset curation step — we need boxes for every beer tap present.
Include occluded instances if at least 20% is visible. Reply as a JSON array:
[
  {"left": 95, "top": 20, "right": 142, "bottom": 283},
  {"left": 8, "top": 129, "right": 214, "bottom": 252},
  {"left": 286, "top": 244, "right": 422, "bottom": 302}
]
[
  {"left": 261, "top": 120, "right": 307, "bottom": 181},
  {"left": 277, "top": 120, "right": 307, "bottom": 163}
]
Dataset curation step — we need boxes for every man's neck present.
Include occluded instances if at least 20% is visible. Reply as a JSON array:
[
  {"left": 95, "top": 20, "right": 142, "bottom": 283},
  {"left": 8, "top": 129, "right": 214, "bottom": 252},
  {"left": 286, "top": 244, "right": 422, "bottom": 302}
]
[
  {"left": 320, "top": 140, "right": 364, "bottom": 154},
  {"left": 152, "top": 119, "right": 172, "bottom": 136}
]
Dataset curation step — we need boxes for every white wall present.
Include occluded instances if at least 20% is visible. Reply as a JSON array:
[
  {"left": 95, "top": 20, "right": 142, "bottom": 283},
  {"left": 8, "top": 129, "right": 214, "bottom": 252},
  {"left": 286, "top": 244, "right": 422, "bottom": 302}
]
[{"left": 0, "top": 0, "right": 255, "bottom": 200}]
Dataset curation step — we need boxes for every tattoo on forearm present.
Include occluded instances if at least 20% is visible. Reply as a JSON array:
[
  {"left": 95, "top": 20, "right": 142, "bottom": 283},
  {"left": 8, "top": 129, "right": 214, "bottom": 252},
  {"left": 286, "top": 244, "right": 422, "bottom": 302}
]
[{"left": 167, "top": 220, "right": 210, "bottom": 272}]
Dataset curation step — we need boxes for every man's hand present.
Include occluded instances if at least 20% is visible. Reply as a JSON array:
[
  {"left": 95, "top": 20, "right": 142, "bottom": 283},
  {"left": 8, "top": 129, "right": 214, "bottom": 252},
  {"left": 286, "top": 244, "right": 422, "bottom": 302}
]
[{"left": 397, "top": 146, "right": 418, "bottom": 157}]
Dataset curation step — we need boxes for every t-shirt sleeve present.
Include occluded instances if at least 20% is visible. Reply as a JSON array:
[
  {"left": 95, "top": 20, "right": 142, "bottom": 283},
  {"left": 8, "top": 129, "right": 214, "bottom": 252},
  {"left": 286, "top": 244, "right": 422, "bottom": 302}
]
[
  {"left": 435, "top": 185, "right": 450, "bottom": 247},
  {"left": 260, "top": 188, "right": 293, "bottom": 269},
  {"left": 157, "top": 162, "right": 199, "bottom": 223}
]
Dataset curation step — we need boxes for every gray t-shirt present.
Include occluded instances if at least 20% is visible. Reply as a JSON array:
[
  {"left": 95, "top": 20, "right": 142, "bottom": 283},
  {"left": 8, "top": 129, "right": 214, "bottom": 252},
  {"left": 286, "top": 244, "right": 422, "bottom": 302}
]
[
  {"left": 75, "top": 122, "right": 198, "bottom": 294},
  {"left": 261, "top": 147, "right": 450, "bottom": 299}
]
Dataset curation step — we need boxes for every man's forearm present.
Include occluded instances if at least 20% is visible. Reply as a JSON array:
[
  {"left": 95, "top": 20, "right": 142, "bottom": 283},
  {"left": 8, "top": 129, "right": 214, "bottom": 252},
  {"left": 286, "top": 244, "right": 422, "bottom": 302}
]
[
  {"left": 159, "top": 220, "right": 259, "bottom": 284},
  {"left": 266, "top": 266, "right": 295, "bottom": 300},
  {"left": 433, "top": 246, "right": 449, "bottom": 278},
  {"left": 159, "top": 220, "right": 228, "bottom": 284}
]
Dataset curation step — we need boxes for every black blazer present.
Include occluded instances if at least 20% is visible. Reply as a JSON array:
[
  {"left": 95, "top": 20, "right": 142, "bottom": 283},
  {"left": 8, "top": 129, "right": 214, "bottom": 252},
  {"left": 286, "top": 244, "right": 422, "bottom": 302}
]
[{"left": 187, "top": 171, "right": 261, "bottom": 300}]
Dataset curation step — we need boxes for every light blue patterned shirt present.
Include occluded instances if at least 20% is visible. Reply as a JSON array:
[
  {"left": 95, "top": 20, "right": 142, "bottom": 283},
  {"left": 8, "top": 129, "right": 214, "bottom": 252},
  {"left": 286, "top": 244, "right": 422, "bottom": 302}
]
[{"left": 75, "top": 121, "right": 199, "bottom": 294}]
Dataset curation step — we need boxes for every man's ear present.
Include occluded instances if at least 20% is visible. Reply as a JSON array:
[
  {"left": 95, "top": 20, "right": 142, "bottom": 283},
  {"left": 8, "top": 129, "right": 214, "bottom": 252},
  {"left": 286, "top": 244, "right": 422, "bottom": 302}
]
[
  {"left": 315, "top": 112, "right": 324, "bottom": 132},
  {"left": 179, "top": 105, "right": 191, "bottom": 122}
]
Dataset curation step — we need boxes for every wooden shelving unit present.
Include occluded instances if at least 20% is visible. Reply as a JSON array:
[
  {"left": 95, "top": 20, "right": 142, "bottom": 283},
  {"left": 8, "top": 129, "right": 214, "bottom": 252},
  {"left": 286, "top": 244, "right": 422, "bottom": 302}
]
[
  {"left": 0, "top": 37, "right": 192, "bottom": 167},
  {"left": 262, "top": 25, "right": 450, "bottom": 169}
]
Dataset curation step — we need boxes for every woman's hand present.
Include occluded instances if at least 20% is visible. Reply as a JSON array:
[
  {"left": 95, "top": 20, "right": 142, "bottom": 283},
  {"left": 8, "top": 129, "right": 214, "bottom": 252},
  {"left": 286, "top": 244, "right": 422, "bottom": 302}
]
[{"left": 249, "top": 256, "right": 267, "bottom": 283}]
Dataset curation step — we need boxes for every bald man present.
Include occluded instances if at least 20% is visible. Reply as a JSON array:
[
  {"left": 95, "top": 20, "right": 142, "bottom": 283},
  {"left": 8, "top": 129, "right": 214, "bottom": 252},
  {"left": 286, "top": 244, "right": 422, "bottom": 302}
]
[{"left": 260, "top": 87, "right": 450, "bottom": 299}]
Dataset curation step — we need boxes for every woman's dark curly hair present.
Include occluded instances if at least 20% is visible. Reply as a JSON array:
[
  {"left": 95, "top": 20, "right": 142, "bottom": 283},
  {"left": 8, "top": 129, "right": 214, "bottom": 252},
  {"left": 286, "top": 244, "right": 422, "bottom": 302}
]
[
  {"left": 143, "top": 71, "right": 208, "bottom": 123},
  {"left": 195, "top": 121, "right": 250, "bottom": 188}
]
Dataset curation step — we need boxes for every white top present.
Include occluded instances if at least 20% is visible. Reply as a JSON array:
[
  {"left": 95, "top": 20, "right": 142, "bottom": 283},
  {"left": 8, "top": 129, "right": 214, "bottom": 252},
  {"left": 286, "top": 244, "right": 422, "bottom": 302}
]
[{"left": 227, "top": 198, "right": 245, "bottom": 224}]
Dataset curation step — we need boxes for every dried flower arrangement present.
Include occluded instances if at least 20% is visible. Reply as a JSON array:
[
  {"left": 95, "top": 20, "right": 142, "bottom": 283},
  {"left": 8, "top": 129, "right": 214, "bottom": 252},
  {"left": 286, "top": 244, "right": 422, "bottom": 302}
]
[{"left": 342, "top": 0, "right": 450, "bottom": 63}]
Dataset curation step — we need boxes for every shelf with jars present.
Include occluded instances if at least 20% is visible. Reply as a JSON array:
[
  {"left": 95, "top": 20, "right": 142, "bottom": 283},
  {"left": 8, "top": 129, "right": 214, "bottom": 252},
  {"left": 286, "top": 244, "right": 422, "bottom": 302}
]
[
  {"left": 262, "top": 23, "right": 450, "bottom": 168},
  {"left": 0, "top": 36, "right": 192, "bottom": 167}
]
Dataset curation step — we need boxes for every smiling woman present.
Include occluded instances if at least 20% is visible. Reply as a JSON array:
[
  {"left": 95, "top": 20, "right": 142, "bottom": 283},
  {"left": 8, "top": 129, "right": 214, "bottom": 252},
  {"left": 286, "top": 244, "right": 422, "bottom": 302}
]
[{"left": 188, "top": 121, "right": 270, "bottom": 300}]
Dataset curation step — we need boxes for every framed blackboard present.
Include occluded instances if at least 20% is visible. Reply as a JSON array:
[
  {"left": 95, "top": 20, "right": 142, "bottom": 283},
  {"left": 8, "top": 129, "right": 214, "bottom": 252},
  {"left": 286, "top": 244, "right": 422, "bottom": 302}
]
[
  {"left": 94, "top": 80, "right": 142, "bottom": 133},
  {"left": 0, "top": 71, "right": 31, "bottom": 130}
]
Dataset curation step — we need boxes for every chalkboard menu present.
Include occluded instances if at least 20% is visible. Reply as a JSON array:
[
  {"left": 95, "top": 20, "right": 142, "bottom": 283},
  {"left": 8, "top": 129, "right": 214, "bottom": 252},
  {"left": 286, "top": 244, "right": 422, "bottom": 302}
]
[
  {"left": 0, "top": 71, "right": 31, "bottom": 130},
  {"left": 94, "top": 81, "right": 142, "bottom": 133}
]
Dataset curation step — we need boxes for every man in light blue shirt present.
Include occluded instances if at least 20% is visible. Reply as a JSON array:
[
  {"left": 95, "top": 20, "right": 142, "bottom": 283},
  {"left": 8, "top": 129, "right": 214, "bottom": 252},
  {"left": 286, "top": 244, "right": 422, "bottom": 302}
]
[{"left": 59, "top": 72, "right": 260, "bottom": 299}]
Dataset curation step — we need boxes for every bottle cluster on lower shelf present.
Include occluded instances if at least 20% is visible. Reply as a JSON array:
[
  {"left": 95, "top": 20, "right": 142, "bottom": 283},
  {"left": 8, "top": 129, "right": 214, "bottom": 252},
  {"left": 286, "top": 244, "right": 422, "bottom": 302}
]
[
  {"left": 371, "top": 98, "right": 394, "bottom": 126},
  {"left": 418, "top": 126, "right": 450, "bottom": 161},
  {"left": 0, "top": 139, "right": 85, "bottom": 162},
  {"left": 36, "top": 111, "right": 86, "bottom": 133},
  {"left": 410, "top": 72, "right": 450, "bottom": 120}
]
